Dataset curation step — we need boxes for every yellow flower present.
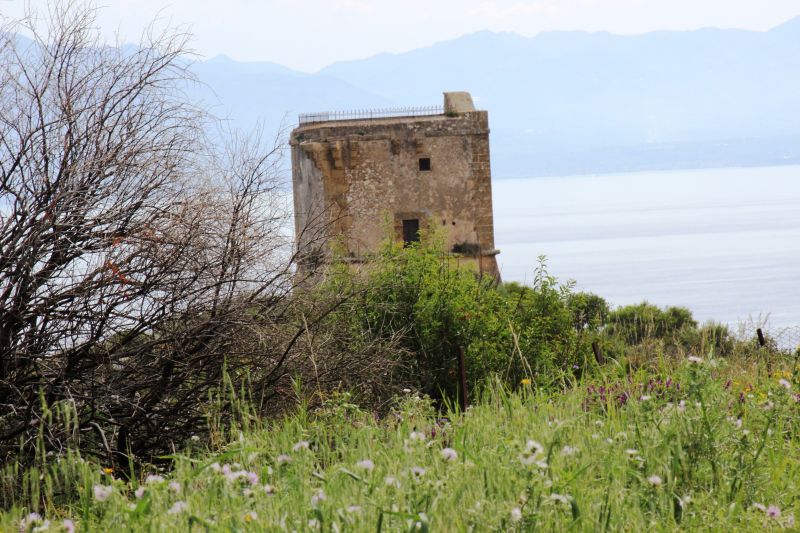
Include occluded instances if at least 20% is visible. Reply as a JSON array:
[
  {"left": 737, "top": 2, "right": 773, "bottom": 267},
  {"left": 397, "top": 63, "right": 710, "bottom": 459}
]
[
  {"left": 103, "top": 467, "right": 113, "bottom": 474},
  {"left": 521, "top": 378, "right": 532, "bottom": 386}
]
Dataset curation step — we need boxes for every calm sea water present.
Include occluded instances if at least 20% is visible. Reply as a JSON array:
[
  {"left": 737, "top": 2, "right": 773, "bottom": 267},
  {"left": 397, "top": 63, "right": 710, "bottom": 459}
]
[{"left": 492, "top": 165, "right": 800, "bottom": 329}]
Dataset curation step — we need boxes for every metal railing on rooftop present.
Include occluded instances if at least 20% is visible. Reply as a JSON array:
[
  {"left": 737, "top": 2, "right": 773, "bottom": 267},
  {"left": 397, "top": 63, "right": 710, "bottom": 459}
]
[{"left": 298, "top": 105, "right": 444, "bottom": 125}]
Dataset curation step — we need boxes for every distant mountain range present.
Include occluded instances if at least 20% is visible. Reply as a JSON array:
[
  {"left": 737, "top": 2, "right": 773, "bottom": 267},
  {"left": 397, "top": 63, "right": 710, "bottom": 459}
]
[
  {"left": 13, "top": 18, "right": 800, "bottom": 178},
  {"left": 189, "top": 17, "right": 800, "bottom": 178}
]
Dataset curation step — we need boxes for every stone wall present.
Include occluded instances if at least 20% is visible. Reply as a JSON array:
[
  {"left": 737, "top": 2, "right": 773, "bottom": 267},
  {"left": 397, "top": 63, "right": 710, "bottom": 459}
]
[{"left": 291, "top": 95, "right": 499, "bottom": 278}]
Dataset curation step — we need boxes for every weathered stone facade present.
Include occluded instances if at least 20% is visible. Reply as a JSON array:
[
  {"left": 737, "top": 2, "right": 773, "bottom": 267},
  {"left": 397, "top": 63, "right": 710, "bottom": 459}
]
[{"left": 290, "top": 92, "right": 500, "bottom": 278}]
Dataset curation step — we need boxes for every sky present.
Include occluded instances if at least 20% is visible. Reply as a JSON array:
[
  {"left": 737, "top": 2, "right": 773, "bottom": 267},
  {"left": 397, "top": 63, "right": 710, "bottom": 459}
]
[{"left": 2, "top": 0, "right": 799, "bottom": 72}]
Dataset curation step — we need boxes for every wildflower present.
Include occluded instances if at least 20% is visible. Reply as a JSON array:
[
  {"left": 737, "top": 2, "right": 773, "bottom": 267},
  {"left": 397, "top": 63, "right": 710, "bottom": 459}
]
[
  {"left": 190, "top": 435, "right": 200, "bottom": 442},
  {"left": 145, "top": 474, "right": 164, "bottom": 485},
  {"left": 168, "top": 481, "right": 181, "bottom": 494},
  {"left": 787, "top": 514, "right": 795, "bottom": 527},
  {"left": 346, "top": 505, "right": 362, "bottom": 513},
  {"left": 752, "top": 503, "right": 767, "bottom": 512},
  {"left": 242, "top": 488, "right": 253, "bottom": 497},
  {"left": 167, "top": 501, "right": 188, "bottom": 515},
  {"left": 779, "top": 378, "right": 792, "bottom": 390},
  {"left": 311, "top": 488, "right": 326, "bottom": 507},
  {"left": 62, "top": 519, "right": 76, "bottom": 533},
  {"left": 640, "top": 395, "right": 652, "bottom": 401},
  {"left": 409, "top": 431, "right": 426, "bottom": 442},
  {"left": 510, "top": 507, "right": 523, "bottom": 522},
  {"left": 246, "top": 471, "right": 259, "bottom": 485},
  {"left": 103, "top": 467, "right": 114, "bottom": 474},
  {"left": 292, "top": 440, "right": 310, "bottom": 452},
  {"left": 402, "top": 388, "right": 412, "bottom": 393},
  {"left": 763, "top": 400, "right": 775, "bottom": 411},
  {"left": 411, "top": 466, "right": 426, "bottom": 477},
  {"left": 550, "top": 493, "right": 570, "bottom": 505},
  {"left": 677, "top": 400, "right": 686, "bottom": 413},
  {"left": 767, "top": 505, "right": 781, "bottom": 518},
  {"left": 244, "top": 511, "right": 257, "bottom": 523},
  {"left": 210, "top": 462, "right": 222, "bottom": 472},
  {"left": 93, "top": 484, "right": 113, "bottom": 502},
  {"left": 134, "top": 486, "right": 146, "bottom": 499},
  {"left": 521, "top": 378, "right": 532, "bottom": 386},
  {"left": 356, "top": 459, "right": 375, "bottom": 472},
  {"left": 687, "top": 355, "right": 703, "bottom": 364},
  {"left": 385, "top": 476, "right": 400, "bottom": 488},
  {"left": 525, "top": 440, "right": 544, "bottom": 456},
  {"left": 308, "top": 518, "right": 320, "bottom": 528},
  {"left": 20, "top": 513, "right": 42, "bottom": 530},
  {"left": 276, "top": 454, "right": 291, "bottom": 465},
  {"left": 625, "top": 448, "right": 639, "bottom": 457},
  {"left": 263, "top": 484, "right": 275, "bottom": 494},
  {"left": 560, "top": 445, "right": 579, "bottom": 457},
  {"left": 441, "top": 448, "right": 458, "bottom": 461},
  {"left": 647, "top": 475, "right": 663, "bottom": 487}
]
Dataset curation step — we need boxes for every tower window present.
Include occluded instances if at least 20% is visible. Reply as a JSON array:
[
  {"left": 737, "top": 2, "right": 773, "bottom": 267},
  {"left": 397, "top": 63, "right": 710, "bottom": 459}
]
[
  {"left": 418, "top": 157, "right": 431, "bottom": 171},
  {"left": 402, "top": 219, "right": 420, "bottom": 246}
]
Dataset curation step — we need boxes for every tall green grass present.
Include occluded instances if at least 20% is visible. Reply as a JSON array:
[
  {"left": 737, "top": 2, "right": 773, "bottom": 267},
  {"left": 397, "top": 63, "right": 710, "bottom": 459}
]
[{"left": 4, "top": 355, "right": 799, "bottom": 532}]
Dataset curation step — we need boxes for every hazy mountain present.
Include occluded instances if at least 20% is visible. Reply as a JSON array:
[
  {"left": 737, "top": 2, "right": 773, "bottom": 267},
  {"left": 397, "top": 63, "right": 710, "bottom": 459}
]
[
  {"left": 316, "top": 18, "right": 800, "bottom": 177},
  {"left": 190, "top": 55, "right": 393, "bottom": 133},
  {"left": 8, "top": 18, "right": 800, "bottom": 178}
]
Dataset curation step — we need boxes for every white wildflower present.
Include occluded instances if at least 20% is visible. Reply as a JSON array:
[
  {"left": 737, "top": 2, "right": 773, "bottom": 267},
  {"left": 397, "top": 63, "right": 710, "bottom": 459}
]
[
  {"left": 276, "top": 454, "right": 291, "bottom": 465},
  {"left": 311, "top": 488, "right": 326, "bottom": 507},
  {"left": 356, "top": 459, "right": 375, "bottom": 472},
  {"left": 525, "top": 440, "right": 544, "bottom": 456},
  {"left": 145, "top": 474, "right": 164, "bottom": 485},
  {"left": 168, "top": 501, "right": 188, "bottom": 515},
  {"left": 647, "top": 475, "right": 663, "bottom": 487},
  {"left": 385, "top": 476, "right": 400, "bottom": 488},
  {"left": 441, "top": 448, "right": 458, "bottom": 461},
  {"left": 93, "top": 484, "right": 113, "bottom": 502},
  {"left": 409, "top": 431, "right": 426, "bottom": 442},
  {"left": 134, "top": 486, "right": 146, "bottom": 499},
  {"left": 687, "top": 355, "right": 703, "bottom": 364},
  {"left": 510, "top": 507, "right": 523, "bottom": 522},
  {"left": 292, "top": 440, "right": 310, "bottom": 452},
  {"left": 411, "top": 466, "right": 426, "bottom": 477},
  {"left": 560, "top": 445, "right": 579, "bottom": 457},
  {"left": 168, "top": 481, "right": 181, "bottom": 494}
]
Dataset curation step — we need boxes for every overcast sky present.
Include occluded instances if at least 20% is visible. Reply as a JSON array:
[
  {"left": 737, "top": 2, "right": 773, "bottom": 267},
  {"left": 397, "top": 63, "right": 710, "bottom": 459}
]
[{"left": 2, "top": 0, "right": 799, "bottom": 72}]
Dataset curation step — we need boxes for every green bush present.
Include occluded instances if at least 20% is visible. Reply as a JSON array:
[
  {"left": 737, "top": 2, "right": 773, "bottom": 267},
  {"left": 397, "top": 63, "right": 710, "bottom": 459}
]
[{"left": 319, "top": 237, "right": 591, "bottom": 399}]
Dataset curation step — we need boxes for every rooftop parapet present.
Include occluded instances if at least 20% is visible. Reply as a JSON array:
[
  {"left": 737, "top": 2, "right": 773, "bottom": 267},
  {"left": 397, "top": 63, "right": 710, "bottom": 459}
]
[{"left": 297, "top": 92, "right": 478, "bottom": 126}]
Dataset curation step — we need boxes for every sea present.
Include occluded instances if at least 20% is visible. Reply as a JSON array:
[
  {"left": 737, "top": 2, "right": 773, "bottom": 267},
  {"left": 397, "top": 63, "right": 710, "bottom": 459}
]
[{"left": 492, "top": 165, "right": 800, "bottom": 332}]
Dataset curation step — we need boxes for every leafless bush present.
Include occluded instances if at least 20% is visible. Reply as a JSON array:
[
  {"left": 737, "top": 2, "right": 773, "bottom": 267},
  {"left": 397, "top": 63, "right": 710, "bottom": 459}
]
[{"left": 0, "top": 2, "right": 392, "bottom": 474}]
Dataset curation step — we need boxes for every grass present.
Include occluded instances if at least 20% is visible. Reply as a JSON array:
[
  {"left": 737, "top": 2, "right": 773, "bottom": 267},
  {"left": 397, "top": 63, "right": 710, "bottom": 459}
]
[{"left": 4, "top": 355, "right": 800, "bottom": 532}]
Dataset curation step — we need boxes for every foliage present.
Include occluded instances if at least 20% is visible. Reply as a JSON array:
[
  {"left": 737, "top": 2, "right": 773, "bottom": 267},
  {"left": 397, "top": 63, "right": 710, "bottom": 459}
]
[{"left": 3, "top": 358, "right": 799, "bottom": 531}]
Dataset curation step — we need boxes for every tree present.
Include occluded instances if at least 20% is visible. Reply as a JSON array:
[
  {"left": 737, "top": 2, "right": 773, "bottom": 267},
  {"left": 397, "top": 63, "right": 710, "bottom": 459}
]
[{"left": 0, "top": 2, "right": 307, "bottom": 467}]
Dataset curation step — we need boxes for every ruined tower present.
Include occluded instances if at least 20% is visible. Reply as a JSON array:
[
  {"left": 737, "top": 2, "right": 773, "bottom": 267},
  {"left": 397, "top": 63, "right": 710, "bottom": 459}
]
[{"left": 290, "top": 91, "right": 500, "bottom": 279}]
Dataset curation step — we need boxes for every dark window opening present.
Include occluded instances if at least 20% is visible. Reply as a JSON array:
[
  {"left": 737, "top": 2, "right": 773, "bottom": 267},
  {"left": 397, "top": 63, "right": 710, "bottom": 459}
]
[
  {"left": 402, "top": 219, "right": 420, "bottom": 246},
  {"left": 418, "top": 157, "right": 431, "bottom": 171}
]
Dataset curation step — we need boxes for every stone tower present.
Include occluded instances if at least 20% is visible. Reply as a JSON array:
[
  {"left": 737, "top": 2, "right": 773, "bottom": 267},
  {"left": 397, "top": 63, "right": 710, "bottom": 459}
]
[{"left": 290, "top": 91, "right": 500, "bottom": 279}]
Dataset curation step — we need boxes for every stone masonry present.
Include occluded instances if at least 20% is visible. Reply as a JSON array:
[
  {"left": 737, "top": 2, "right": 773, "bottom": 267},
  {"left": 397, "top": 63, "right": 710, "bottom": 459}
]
[{"left": 290, "top": 92, "right": 500, "bottom": 279}]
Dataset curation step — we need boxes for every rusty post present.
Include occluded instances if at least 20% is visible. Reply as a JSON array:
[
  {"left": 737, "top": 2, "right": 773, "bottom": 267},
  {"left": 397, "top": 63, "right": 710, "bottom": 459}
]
[
  {"left": 757, "top": 328, "right": 766, "bottom": 347},
  {"left": 592, "top": 341, "right": 605, "bottom": 365},
  {"left": 457, "top": 345, "right": 469, "bottom": 410}
]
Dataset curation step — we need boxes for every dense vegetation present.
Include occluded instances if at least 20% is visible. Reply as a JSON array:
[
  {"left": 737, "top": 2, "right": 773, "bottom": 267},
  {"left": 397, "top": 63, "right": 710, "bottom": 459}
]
[
  {"left": 2, "top": 4, "right": 797, "bottom": 531},
  {"left": 4, "top": 354, "right": 799, "bottom": 531}
]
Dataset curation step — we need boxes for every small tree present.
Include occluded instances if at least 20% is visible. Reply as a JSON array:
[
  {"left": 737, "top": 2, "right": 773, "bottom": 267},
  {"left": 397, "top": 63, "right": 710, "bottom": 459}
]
[{"left": 0, "top": 2, "right": 310, "bottom": 468}]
